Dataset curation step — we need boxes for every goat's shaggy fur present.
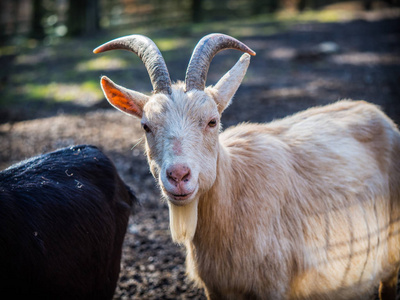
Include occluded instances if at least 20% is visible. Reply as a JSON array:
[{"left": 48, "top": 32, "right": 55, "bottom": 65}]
[
  {"left": 186, "top": 100, "right": 400, "bottom": 299},
  {"left": 0, "top": 145, "right": 135, "bottom": 299},
  {"left": 97, "top": 35, "right": 400, "bottom": 299}
]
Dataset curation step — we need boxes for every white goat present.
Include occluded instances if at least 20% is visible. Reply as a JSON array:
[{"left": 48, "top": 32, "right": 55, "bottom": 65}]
[{"left": 94, "top": 33, "right": 400, "bottom": 300}]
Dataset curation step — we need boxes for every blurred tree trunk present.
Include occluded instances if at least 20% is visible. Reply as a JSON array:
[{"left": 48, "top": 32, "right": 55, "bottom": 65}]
[
  {"left": 252, "top": 0, "right": 279, "bottom": 14},
  {"left": 363, "top": 0, "right": 373, "bottom": 10},
  {"left": 192, "top": 0, "right": 203, "bottom": 23},
  {"left": 297, "top": 0, "right": 307, "bottom": 11},
  {"left": 153, "top": 0, "right": 164, "bottom": 24},
  {"left": 67, "top": 0, "right": 99, "bottom": 36},
  {"left": 85, "top": 0, "right": 100, "bottom": 33},
  {"left": 30, "top": 0, "right": 46, "bottom": 39}
]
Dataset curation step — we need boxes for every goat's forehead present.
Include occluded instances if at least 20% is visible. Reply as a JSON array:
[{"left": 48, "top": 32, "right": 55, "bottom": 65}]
[{"left": 144, "top": 87, "right": 217, "bottom": 122}]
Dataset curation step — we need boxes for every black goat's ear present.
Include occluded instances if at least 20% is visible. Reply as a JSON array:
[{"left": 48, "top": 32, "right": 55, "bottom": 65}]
[{"left": 100, "top": 76, "right": 149, "bottom": 118}]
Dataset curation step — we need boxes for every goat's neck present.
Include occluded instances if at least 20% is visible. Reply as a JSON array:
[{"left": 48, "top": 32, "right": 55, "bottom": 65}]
[{"left": 194, "top": 143, "right": 236, "bottom": 246}]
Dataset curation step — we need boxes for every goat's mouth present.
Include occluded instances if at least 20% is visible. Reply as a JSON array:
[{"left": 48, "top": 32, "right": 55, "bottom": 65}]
[
  {"left": 165, "top": 190, "right": 194, "bottom": 205},
  {"left": 161, "top": 184, "right": 198, "bottom": 206}
]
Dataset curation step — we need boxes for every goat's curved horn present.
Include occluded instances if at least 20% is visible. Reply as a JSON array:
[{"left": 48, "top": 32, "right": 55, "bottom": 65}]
[
  {"left": 185, "top": 33, "right": 256, "bottom": 92},
  {"left": 94, "top": 35, "right": 172, "bottom": 95}
]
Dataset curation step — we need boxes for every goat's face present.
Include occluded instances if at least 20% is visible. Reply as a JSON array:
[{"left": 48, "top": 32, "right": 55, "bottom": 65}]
[
  {"left": 95, "top": 34, "right": 254, "bottom": 239},
  {"left": 139, "top": 85, "right": 220, "bottom": 205}
]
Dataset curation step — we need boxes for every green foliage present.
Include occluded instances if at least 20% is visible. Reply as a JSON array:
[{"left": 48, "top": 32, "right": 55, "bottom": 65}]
[{"left": 0, "top": 7, "right": 374, "bottom": 119}]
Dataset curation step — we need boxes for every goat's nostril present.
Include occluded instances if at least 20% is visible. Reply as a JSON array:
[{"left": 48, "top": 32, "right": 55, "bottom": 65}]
[
  {"left": 182, "top": 169, "right": 191, "bottom": 182},
  {"left": 166, "top": 164, "right": 191, "bottom": 185}
]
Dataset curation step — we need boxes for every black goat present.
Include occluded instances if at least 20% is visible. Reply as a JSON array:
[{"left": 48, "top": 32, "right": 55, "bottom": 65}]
[{"left": 0, "top": 145, "right": 136, "bottom": 299}]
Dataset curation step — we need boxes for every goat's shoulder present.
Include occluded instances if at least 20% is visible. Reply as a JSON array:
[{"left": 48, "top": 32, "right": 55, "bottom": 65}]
[
  {"left": 220, "top": 100, "right": 397, "bottom": 177},
  {"left": 0, "top": 145, "right": 112, "bottom": 187},
  {"left": 220, "top": 100, "right": 385, "bottom": 149}
]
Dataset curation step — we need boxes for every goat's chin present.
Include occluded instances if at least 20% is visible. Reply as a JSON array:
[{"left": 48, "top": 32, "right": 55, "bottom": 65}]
[
  {"left": 168, "top": 197, "right": 199, "bottom": 244},
  {"left": 168, "top": 196, "right": 193, "bottom": 206}
]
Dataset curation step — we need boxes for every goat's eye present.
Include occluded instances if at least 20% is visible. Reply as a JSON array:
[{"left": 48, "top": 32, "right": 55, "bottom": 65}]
[
  {"left": 208, "top": 119, "right": 217, "bottom": 128},
  {"left": 142, "top": 123, "right": 151, "bottom": 133}
]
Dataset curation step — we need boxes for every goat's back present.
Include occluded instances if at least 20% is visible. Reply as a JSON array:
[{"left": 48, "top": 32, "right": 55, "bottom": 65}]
[
  {"left": 217, "top": 100, "right": 400, "bottom": 299},
  {"left": 0, "top": 145, "right": 135, "bottom": 300}
]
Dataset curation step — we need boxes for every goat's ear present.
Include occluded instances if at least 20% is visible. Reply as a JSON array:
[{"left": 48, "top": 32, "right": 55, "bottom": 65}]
[
  {"left": 100, "top": 76, "right": 149, "bottom": 118},
  {"left": 210, "top": 53, "right": 251, "bottom": 114}
]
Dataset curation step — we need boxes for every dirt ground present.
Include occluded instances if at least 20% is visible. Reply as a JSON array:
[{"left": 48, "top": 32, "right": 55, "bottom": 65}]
[{"left": 1, "top": 8, "right": 400, "bottom": 300}]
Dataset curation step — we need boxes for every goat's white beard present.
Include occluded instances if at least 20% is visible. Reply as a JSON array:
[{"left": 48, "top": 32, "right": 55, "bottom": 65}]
[{"left": 168, "top": 197, "right": 199, "bottom": 244}]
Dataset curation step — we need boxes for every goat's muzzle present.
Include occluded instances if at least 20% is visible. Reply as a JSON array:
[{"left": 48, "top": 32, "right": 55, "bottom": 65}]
[{"left": 162, "top": 163, "right": 198, "bottom": 205}]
